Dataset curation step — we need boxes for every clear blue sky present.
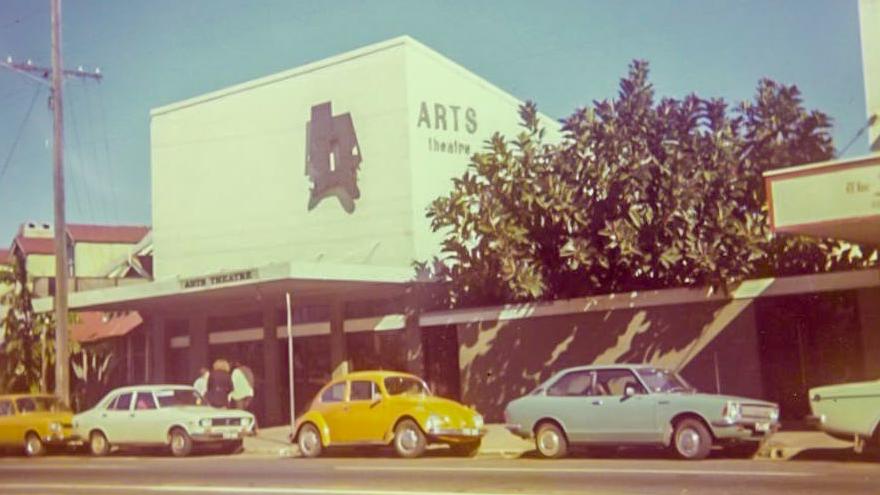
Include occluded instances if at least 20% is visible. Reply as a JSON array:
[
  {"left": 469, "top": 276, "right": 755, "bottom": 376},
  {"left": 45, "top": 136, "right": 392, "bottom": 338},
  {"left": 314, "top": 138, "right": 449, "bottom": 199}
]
[{"left": 0, "top": 0, "right": 869, "bottom": 244}]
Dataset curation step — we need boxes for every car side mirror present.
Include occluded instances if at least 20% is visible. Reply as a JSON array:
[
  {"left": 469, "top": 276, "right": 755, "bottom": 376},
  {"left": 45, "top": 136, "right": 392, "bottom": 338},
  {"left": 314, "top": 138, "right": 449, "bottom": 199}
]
[{"left": 624, "top": 385, "right": 637, "bottom": 398}]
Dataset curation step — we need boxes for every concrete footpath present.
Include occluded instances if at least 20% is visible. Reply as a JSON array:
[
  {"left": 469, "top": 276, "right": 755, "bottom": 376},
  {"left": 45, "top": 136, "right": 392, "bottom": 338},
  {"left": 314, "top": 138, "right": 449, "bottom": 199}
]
[{"left": 243, "top": 424, "right": 857, "bottom": 460}]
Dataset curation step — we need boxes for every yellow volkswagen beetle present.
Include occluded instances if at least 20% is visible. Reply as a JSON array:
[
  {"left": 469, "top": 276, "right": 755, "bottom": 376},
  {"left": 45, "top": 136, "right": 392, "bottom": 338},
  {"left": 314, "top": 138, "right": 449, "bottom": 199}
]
[
  {"left": 293, "top": 371, "right": 485, "bottom": 458},
  {"left": 0, "top": 394, "right": 78, "bottom": 456}
]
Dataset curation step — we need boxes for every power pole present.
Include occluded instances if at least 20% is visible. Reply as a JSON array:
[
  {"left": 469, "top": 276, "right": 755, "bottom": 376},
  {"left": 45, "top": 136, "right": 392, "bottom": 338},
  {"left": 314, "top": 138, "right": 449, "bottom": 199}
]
[
  {"left": 50, "top": 0, "right": 69, "bottom": 407},
  {"left": 1, "top": 0, "right": 101, "bottom": 406}
]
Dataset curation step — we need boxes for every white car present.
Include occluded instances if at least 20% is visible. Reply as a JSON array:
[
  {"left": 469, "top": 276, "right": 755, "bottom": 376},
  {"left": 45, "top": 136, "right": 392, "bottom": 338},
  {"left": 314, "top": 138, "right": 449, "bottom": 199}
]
[
  {"left": 74, "top": 385, "right": 256, "bottom": 457},
  {"left": 809, "top": 379, "right": 880, "bottom": 455}
]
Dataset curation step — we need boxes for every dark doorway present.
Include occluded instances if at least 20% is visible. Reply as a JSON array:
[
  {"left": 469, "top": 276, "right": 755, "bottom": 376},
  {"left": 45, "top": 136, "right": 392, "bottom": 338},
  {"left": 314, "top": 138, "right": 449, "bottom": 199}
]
[
  {"left": 756, "top": 291, "right": 864, "bottom": 421},
  {"left": 422, "top": 325, "right": 462, "bottom": 401}
]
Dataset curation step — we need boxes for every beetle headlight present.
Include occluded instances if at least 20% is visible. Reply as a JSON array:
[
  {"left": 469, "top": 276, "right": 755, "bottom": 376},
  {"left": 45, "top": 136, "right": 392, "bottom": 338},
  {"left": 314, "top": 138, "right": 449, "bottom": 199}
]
[
  {"left": 199, "top": 418, "right": 212, "bottom": 428},
  {"left": 425, "top": 414, "right": 448, "bottom": 432},
  {"left": 473, "top": 414, "right": 484, "bottom": 429},
  {"left": 49, "top": 422, "right": 61, "bottom": 432}
]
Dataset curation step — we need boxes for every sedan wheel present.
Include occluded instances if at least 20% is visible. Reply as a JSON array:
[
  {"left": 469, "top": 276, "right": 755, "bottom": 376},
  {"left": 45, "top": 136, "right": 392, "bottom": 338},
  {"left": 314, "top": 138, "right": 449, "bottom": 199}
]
[
  {"left": 393, "top": 419, "right": 426, "bottom": 458},
  {"left": 169, "top": 428, "right": 193, "bottom": 457},
  {"left": 297, "top": 424, "right": 323, "bottom": 458},
  {"left": 89, "top": 431, "right": 110, "bottom": 457},
  {"left": 24, "top": 432, "right": 46, "bottom": 457},
  {"left": 672, "top": 419, "right": 712, "bottom": 460},
  {"left": 535, "top": 423, "right": 568, "bottom": 459}
]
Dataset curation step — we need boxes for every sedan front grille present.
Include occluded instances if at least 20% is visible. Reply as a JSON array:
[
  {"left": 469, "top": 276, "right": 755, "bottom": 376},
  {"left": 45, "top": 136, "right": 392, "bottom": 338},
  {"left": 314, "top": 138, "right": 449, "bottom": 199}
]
[
  {"left": 211, "top": 417, "right": 241, "bottom": 426},
  {"left": 741, "top": 405, "right": 775, "bottom": 420}
]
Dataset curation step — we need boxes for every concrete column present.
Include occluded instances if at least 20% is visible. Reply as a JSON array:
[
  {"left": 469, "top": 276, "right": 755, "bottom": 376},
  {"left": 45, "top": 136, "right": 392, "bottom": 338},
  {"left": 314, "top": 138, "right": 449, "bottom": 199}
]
[
  {"left": 329, "top": 299, "right": 348, "bottom": 378},
  {"left": 857, "top": 287, "right": 880, "bottom": 379},
  {"left": 148, "top": 316, "right": 166, "bottom": 384},
  {"left": 404, "top": 284, "right": 425, "bottom": 377},
  {"left": 262, "top": 304, "right": 282, "bottom": 426},
  {"left": 188, "top": 313, "right": 209, "bottom": 383}
]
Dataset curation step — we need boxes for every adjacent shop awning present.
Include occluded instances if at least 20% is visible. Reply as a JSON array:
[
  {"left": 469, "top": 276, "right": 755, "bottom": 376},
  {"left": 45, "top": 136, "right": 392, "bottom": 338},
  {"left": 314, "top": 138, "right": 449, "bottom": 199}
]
[
  {"left": 33, "top": 261, "right": 416, "bottom": 314},
  {"left": 70, "top": 311, "right": 143, "bottom": 343},
  {"left": 764, "top": 153, "right": 880, "bottom": 245}
]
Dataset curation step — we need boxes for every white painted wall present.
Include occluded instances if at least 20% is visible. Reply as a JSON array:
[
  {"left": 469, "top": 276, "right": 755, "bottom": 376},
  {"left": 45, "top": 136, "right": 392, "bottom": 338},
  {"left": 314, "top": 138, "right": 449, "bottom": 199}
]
[
  {"left": 150, "top": 36, "right": 560, "bottom": 280},
  {"left": 73, "top": 243, "right": 137, "bottom": 277},
  {"left": 404, "top": 39, "right": 561, "bottom": 263}
]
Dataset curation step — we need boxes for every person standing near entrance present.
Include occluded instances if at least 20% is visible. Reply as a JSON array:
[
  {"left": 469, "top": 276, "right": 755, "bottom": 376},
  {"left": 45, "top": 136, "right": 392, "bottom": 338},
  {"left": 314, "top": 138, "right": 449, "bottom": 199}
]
[
  {"left": 230, "top": 361, "right": 255, "bottom": 411},
  {"left": 193, "top": 367, "right": 209, "bottom": 398},
  {"left": 206, "top": 359, "right": 233, "bottom": 408}
]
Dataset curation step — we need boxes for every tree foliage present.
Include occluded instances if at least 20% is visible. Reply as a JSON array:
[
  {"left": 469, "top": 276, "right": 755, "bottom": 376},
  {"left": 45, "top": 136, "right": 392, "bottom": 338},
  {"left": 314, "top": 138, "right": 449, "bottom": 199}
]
[
  {"left": 0, "top": 256, "right": 56, "bottom": 393},
  {"left": 426, "top": 61, "right": 877, "bottom": 306}
]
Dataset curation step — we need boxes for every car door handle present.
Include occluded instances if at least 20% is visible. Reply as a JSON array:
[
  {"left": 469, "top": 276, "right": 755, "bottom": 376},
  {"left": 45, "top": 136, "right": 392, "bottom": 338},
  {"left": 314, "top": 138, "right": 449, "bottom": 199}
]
[
  {"left": 592, "top": 400, "right": 603, "bottom": 405},
  {"left": 658, "top": 400, "right": 670, "bottom": 405}
]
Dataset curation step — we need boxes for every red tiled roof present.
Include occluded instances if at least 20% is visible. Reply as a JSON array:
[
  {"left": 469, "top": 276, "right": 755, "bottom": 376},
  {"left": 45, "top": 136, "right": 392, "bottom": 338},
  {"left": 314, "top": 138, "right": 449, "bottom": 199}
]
[
  {"left": 66, "top": 224, "right": 150, "bottom": 244},
  {"left": 70, "top": 311, "right": 143, "bottom": 343},
  {"left": 14, "top": 236, "right": 56, "bottom": 256}
]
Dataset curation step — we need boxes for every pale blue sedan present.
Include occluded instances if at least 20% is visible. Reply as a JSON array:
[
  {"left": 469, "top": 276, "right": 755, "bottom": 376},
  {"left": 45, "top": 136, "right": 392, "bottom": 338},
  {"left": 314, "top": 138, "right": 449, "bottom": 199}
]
[{"left": 504, "top": 365, "right": 779, "bottom": 459}]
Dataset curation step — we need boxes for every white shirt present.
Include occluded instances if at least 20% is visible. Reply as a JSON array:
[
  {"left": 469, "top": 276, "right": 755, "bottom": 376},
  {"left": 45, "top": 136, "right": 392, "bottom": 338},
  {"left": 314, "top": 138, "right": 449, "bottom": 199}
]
[
  {"left": 193, "top": 373, "right": 208, "bottom": 397},
  {"left": 230, "top": 368, "right": 254, "bottom": 401}
]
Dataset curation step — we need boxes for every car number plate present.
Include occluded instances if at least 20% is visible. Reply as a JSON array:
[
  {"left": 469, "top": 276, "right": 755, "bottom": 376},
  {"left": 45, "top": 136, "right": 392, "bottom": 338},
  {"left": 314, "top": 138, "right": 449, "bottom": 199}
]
[
  {"left": 222, "top": 432, "right": 239, "bottom": 440},
  {"left": 755, "top": 422, "right": 770, "bottom": 432}
]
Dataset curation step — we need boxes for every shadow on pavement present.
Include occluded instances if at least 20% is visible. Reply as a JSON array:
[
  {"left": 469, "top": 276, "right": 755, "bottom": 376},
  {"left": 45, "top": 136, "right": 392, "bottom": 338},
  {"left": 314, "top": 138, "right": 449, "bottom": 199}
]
[
  {"left": 789, "top": 447, "right": 879, "bottom": 464},
  {"left": 298, "top": 446, "right": 467, "bottom": 459},
  {"left": 517, "top": 445, "right": 762, "bottom": 461}
]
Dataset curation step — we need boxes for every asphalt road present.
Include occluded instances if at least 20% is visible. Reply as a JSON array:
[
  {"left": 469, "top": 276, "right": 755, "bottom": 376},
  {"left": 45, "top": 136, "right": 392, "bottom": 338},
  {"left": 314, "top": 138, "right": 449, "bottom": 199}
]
[{"left": 1, "top": 451, "right": 878, "bottom": 495}]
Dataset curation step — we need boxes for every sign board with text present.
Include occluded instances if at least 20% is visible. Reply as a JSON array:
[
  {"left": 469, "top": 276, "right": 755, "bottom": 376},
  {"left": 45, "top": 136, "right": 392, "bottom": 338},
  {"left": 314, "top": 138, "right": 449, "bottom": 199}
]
[{"left": 766, "top": 155, "right": 880, "bottom": 244}]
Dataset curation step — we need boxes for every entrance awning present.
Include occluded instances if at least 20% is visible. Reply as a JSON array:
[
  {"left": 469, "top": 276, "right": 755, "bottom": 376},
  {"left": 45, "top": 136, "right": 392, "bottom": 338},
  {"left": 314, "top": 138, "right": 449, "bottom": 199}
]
[
  {"left": 70, "top": 311, "right": 143, "bottom": 343},
  {"left": 764, "top": 153, "right": 880, "bottom": 245},
  {"left": 33, "top": 261, "right": 417, "bottom": 314}
]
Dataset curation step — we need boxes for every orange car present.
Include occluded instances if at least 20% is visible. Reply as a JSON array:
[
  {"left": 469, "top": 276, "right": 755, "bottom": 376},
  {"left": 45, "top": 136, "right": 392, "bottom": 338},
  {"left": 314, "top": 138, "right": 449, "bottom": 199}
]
[
  {"left": 0, "top": 394, "right": 78, "bottom": 456},
  {"left": 293, "top": 371, "right": 485, "bottom": 458}
]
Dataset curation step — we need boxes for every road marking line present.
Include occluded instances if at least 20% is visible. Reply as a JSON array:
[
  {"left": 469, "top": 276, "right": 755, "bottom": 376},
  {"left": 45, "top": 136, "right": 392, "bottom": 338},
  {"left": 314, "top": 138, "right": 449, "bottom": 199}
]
[
  {"left": 0, "top": 484, "right": 529, "bottom": 495},
  {"left": 334, "top": 466, "right": 813, "bottom": 477},
  {"left": 0, "top": 464, "right": 141, "bottom": 471}
]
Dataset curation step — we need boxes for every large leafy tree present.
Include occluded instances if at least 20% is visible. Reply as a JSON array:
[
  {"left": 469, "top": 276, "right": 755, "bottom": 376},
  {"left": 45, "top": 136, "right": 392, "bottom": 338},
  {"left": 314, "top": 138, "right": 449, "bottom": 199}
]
[
  {"left": 426, "top": 61, "right": 876, "bottom": 306},
  {"left": 0, "top": 255, "right": 56, "bottom": 393}
]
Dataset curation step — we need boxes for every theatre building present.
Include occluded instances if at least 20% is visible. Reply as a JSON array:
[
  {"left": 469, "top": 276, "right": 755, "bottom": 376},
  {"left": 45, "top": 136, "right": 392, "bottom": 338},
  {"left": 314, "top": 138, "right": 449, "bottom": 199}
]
[
  {"left": 33, "top": 36, "right": 557, "bottom": 425},
  {"left": 34, "top": 34, "right": 880, "bottom": 426}
]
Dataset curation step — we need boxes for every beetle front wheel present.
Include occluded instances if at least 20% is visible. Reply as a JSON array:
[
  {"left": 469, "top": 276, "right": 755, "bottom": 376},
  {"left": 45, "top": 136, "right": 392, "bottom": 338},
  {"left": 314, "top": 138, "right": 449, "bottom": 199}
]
[
  {"left": 24, "top": 432, "right": 45, "bottom": 457},
  {"left": 393, "top": 419, "right": 426, "bottom": 458}
]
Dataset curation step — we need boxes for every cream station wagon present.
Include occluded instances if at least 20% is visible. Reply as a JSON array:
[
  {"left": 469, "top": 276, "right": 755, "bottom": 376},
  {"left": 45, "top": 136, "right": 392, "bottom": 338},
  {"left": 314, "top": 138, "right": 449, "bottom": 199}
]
[
  {"left": 810, "top": 379, "right": 880, "bottom": 456},
  {"left": 74, "top": 385, "right": 256, "bottom": 457}
]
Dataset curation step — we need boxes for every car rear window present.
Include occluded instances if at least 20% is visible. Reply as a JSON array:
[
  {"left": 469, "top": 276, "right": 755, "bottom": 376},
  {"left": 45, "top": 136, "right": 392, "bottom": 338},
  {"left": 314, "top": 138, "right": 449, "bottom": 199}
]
[
  {"left": 350, "top": 381, "right": 378, "bottom": 401},
  {"left": 15, "top": 397, "right": 69, "bottom": 413},
  {"left": 547, "top": 371, "right": 593, "bottom": 396},
  {"left": 321, "top": 383, "right": 345, "bottom": 403}
]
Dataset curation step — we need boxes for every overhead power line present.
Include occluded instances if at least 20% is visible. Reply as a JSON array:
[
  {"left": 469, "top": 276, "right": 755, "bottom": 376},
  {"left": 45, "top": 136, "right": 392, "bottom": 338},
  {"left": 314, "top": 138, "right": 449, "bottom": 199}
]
[{"left": 0, "top": 85, "right": 42, "bottom": 183}]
